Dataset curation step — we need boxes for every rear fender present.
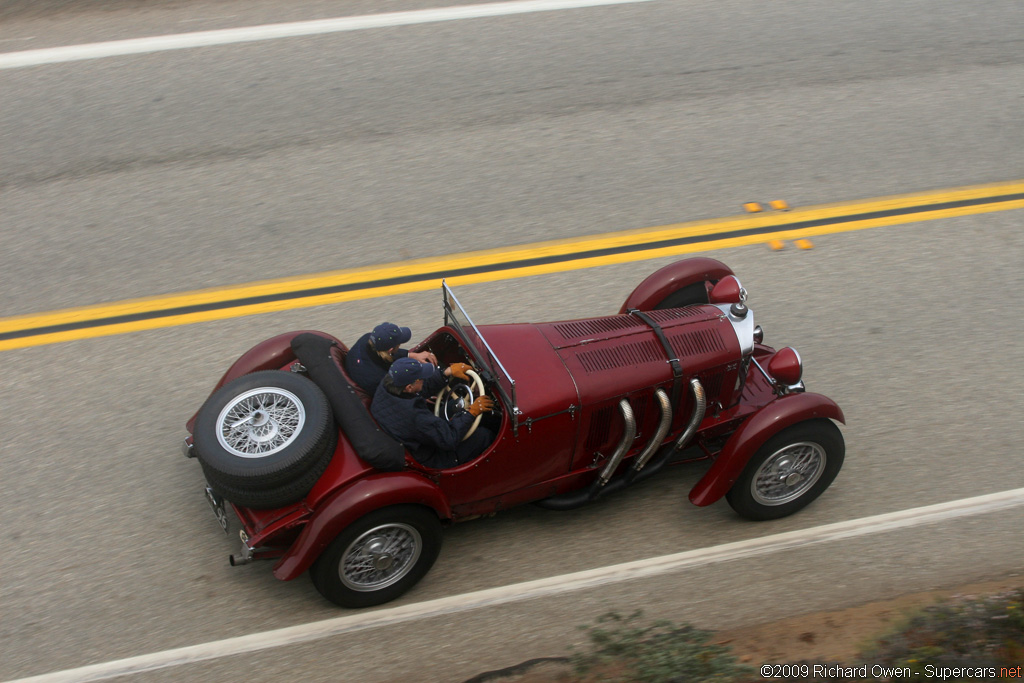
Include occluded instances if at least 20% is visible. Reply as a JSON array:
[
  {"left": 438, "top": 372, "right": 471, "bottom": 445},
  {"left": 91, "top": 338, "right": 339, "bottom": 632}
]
[
  {"left": 186, "top": 330, "right": 342, "bottom": 432},
  {"left": 619, "top": 258, "right": 734, "bottom": 313},
  {"left": 272, "top": 472, "right": 451, "bottom": 581},
  {"left": 688, "top": 393, "right": 845, "bottom": 507}
]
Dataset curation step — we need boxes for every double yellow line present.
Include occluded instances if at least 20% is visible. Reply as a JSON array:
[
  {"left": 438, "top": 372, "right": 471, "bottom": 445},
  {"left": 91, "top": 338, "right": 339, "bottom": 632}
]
[{"left": 2, "top": 180, "right": 1022, "bottom": 352}]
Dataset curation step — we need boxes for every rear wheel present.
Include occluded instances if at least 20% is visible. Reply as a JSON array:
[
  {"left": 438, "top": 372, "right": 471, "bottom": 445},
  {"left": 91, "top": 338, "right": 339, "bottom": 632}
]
[
  {"left": 311, "top": 506, "right": 443, "bottom": 608},
  {"left": 726, "top": 419, "right": 844, "bottom": 520}
]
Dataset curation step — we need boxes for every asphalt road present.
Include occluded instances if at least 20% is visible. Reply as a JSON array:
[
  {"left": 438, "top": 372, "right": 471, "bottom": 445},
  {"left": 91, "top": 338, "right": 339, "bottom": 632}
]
[{"left": 1, "top": 0, "right": 1023, "bottom": 680}]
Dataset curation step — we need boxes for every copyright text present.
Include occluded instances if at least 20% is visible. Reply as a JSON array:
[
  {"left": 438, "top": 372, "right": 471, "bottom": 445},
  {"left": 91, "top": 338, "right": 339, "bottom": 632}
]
[{"left": 760, "top": 664, "right": 1022, "bottom": 679}]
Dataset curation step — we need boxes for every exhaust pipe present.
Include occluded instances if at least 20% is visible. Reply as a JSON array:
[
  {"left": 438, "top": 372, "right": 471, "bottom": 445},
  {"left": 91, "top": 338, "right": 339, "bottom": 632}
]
[
  {"left": 535, "top": 398, "right": 635, "bottom": 510},
  {"left": 673, "top": 378, "right": 706, "bottom": 452},
  {"left": 630, "top": 389, "right": 672, "bottom": 474},
  {"left": 229, "top": 553, "right": 252, "bottom": 566},
  {"left": 535, "top": 380, "right": 705, "bottom": 510},
  {"left": 603, "top": 379, "right": 704, "bottom": 495},
  {"left": 596, "top": 399, "right": 636, "bottom": 487},
  {"left": 229, "top": 532, "right": 254, "bottom": 566}
]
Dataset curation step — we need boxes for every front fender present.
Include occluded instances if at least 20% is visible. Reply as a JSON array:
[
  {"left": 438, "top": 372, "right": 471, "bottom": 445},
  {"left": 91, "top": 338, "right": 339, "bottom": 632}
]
[
  {"left": 186, "top": 330, "right": 341, "bottom": 432},
  {"left": 688, "top": 392, "right": 845, "bottom": 507},
  {"left": 272, "top": 472, "right": 451, "bottom": 581},
  {"left": 619, "top": 258, "right": 734, "bottom": 313}
]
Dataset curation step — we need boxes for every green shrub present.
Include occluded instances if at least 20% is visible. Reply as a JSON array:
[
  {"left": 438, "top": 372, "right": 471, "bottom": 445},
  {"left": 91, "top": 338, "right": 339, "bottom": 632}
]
[
  {"left": 571, "top": 611, "right": 753, "bottom": 683},
  {"left": 858, "top": 588, "right": 1024, "bottom": 675}
]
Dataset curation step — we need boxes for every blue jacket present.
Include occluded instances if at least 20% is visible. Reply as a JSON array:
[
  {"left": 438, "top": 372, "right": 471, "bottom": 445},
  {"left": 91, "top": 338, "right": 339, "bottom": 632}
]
[
  {"left": 344, "top": 333, "right": 409, "bottom": 395},
  {"left": 370, "top": 368, "right": 476, "bottom": 468}
]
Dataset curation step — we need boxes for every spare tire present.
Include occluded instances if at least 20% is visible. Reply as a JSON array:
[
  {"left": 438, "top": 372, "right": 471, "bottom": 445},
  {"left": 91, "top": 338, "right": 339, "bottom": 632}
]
[
  {"left": 193, "top": 370, "right": 336, "bottom": 490},
  {"left": 200, "top": 444, "right": 334, "bottom": 509}
]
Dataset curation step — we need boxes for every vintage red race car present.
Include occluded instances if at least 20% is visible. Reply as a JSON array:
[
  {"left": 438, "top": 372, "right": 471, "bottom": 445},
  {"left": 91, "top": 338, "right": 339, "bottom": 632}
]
[{"left": 183, "top": 258, "right": 845, "bottom": 608}]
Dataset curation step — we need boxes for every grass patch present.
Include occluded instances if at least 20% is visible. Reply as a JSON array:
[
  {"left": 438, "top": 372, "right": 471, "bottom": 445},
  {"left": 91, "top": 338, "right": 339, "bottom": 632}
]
[
  {"left": 570, "top": 611, "right": 753, "bottom": 683},
  {"left": 858, "top": 587, "right": 1024, "bottom": 674},
  {"left": 562, "top": 588, "right": 1023, "bottom": 682}
]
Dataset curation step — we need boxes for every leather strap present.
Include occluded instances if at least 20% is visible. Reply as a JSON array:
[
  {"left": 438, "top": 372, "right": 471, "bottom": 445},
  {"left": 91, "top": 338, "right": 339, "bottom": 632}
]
[{"left": 628, "top": 309, "right": 683, "bottom": 408}]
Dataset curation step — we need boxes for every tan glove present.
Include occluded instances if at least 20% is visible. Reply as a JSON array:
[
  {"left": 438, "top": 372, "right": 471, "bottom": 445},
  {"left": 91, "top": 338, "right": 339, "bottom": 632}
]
[
  {"left": 467, "top": 396, "right": 495, "bottom": 416},
  {"left": 448, "top": 362, "right": 473, "bottom": 380}
]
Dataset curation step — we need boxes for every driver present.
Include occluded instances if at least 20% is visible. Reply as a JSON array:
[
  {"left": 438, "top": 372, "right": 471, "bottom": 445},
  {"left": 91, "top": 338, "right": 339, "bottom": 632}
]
[
  {"left": 345, "top": 322, "right": 438, "bottom": 395},
  {"left": 371, "top": 357, "right": 495, "bottom": 469}
]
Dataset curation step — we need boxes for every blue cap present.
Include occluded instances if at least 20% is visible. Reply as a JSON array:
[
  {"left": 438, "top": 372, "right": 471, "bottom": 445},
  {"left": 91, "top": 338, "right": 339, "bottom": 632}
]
[
  {"left": 370, "top": 322, "right": 412, "bottom": 350},
  {"left": 388, "top": 357, "right": 437, "bottom": 385}
]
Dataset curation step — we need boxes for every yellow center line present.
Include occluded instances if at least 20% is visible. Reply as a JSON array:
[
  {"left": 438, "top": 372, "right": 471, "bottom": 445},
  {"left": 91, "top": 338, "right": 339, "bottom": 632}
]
[{"left": 1, "top": 180, "right": 1022, "bottom": 352}]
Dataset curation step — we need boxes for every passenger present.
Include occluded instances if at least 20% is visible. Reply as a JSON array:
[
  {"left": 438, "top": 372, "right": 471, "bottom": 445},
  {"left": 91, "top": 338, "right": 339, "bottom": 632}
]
[
  {"left": 345, "top": 322, "right": 438, "bottom": 395},
  {"left": 371, "top": 357, "right": 495, "bottom": 469}
]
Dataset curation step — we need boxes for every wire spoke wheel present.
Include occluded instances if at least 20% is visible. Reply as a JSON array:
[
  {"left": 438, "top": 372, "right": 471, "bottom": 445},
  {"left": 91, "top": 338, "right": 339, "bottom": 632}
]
[
  {"left": 726, "top": 420, "right": 845, "bottom": 521},
  {"left": 215, "top": 387, "right": 306, "bottom": 458},
  {"left": 751, "top": 441, "right": 825, "bottom": 505},
  {"left": 340, "top": 523, "right": 422, "bottom": 592},
  {"left": 312, "top": 506, "right": 443, "bottom": 608}
]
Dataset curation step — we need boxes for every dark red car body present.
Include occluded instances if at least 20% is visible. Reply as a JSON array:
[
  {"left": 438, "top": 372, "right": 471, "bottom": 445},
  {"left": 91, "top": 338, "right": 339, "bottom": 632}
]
[{"left": 184, "top": 258, "right": 845, "bottom": 604}]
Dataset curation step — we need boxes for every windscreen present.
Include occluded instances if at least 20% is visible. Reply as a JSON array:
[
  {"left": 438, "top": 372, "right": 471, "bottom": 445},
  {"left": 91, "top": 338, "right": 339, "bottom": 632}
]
[{"left": 442, "top": 282, "right": 518, "bottom": 427}]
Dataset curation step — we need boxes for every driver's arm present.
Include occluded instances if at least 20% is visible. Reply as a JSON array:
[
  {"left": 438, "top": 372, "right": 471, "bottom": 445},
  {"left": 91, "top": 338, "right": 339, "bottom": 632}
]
[
  {"left": 421, "top": 366, "right": 448, "bottom": 395},
  {"left": 423, "top": 362, "right": 473, "bottom": 395}
]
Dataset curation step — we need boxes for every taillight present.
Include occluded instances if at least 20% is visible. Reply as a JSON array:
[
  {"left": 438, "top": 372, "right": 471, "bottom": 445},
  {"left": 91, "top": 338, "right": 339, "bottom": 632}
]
[{"left": 767, "top": 347, "right": 802, "bottom": 386}]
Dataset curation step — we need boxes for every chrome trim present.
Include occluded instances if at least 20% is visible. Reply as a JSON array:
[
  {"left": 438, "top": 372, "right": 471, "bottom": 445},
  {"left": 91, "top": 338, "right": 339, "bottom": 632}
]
[
  {"left": 753, "top": 325, "right": 764, "bottom": 344},
  {"left": 339, "top": 523, "right": 422, "bottom": 592},
  {"left": 229, "top": 535, "right": 254, "bottom": 566},
  {"left": 673, "top": 379, "right": 706, "bottom": 451},
  {"left": 750, "top": 441, "right": 825, "bottom": 505},
  {"left": 442, "top": 281, "right": 518, "bottom": 428},
  {"left": 215, "top": 387, "right": 306, "bottom": 459},
  {"left": 751, "top": 357, "right": 776, "bottom": 386},
  {"left": 598, "top": 399, "right": 636, "bottom": 486},
  {"left": 780, "top": 380, "right": 806, "bottom": 395},
  {"left": 714, "top": 303, "right": 755, "bottom": 356},
  {"left": 181, "top": 438, "right": 195, "bottom": 459},
  {"left": 632, "top": 389, "right": 672, "bottom": 472}
]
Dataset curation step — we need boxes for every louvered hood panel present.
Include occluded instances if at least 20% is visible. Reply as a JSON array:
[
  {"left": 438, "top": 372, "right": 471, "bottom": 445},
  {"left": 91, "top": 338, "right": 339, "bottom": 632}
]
[{"left": 540, "top": 306, "right": 741, "bottom": 405}]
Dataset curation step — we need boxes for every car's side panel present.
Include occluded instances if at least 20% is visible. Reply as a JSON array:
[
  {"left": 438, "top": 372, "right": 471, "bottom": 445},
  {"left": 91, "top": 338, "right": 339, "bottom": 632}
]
[
  {"left": 441, "top": 408, "right": 580, "bottom": 512},
  {"left": 304, "top": 436, "right": 375, "bottom": 509},
  {"left": 688, "top": 392, "right": 846, "bottom": 506},
  {"left": 272, "top": 473, "right": 451, "bottom": 581},
  {"left": 185, "top": 330, "right": 342, "bottom": 431}
]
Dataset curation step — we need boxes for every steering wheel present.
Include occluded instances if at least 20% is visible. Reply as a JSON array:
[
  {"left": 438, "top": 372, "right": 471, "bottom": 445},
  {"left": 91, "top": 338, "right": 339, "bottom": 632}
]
[{"left": 433, "top": 368, "right": 485, "bottom": 441}]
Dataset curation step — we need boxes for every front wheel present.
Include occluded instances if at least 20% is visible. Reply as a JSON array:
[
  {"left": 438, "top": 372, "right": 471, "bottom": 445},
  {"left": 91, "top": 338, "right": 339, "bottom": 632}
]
[
  {"left": 726, "top": 419, "right": 844, "bottom": 521},
  {"left": 310, "top": 506, "right": 443, "bottom": 608}
]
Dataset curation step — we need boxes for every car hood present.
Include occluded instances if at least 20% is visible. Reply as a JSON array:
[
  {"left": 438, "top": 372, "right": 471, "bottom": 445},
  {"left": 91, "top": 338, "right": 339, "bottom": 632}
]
[
  {"left": 474, "top": 322, "right": 579, "bottom": 419},
  {"left": 544, "top": 306, "right": 740, "bottom": 404},
  {"left": 479, "top": 305, "right": 740, "bottom": 413}
]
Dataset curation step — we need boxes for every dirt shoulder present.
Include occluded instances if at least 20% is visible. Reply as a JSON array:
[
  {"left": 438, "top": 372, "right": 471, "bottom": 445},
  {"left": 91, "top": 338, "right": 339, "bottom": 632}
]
[{"left": 468, "top": 573, "right": 1024, "bottom": 682}]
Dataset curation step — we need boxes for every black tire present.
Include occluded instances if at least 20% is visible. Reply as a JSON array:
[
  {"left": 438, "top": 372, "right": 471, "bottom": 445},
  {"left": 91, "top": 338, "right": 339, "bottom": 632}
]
[
  {"left": 193, "top": 371, "right": 335, "bottom": 489},
  {"left": 653, "top": 281, "right": 710, "bottom": 309},
  {"left": 726, "top": 419, "right": 844, "bottom": 521},
  {"left": 311, "top": 505, "right": 443, "bottom": 608},
  {"left": 200, "top": 431, "right": 336, "bottom": 509}
]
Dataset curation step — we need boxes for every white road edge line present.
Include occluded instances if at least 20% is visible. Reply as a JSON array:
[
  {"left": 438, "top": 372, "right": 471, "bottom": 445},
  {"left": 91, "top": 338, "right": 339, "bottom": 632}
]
[
  {"left": 8, "top": 487, "right": 1024, "bottom": 683},
  {"left": 0, "top": 0, "right": 655, "bottom": 70}
]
